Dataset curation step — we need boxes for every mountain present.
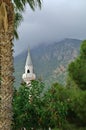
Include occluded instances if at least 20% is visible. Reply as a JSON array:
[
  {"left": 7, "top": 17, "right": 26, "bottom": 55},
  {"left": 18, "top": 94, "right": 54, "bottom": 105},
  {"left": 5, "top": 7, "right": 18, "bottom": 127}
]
[{"left": 14, "top": 38, "right": 82, "bottom": 88}]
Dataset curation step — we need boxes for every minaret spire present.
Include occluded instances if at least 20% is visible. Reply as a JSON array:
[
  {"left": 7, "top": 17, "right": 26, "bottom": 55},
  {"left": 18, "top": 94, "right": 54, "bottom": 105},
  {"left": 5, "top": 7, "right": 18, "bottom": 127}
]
[
  {"left": 22, "top": 48, "right": 36, "bottom": 85},
  {"left": 25, "top": 48, "right": 32, "bottom": 66}
]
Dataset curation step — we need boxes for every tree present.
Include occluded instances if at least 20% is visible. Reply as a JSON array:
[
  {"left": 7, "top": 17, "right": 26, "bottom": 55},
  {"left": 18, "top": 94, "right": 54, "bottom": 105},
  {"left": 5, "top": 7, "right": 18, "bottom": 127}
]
[
  {"left": 42, "top": 83, "right": 68, "bottom": 129},
  {"left": 13, "top": 80, "right": 45, "bottom": 130},
  {"left": 0, "top": 0, "right": 42, "bottom": 130},
  {"left": 65, "top": 40, "right": 86, "bottom": 129},
  {"left": 68, "top": 40, "right": 86, "bottom": 90},
  {"left": 69, "top": 90, "right": 86, "bottom": 126},
  {"left": 13, "top": 81, "right": 68, "bottom": 130}
]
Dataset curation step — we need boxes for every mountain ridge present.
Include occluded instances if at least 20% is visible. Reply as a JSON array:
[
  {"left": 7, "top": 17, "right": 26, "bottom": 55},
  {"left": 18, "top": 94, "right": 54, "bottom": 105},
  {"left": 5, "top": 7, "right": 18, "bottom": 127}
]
[{"left": 14, "top": 38, "right": 82, "bottom": 88}]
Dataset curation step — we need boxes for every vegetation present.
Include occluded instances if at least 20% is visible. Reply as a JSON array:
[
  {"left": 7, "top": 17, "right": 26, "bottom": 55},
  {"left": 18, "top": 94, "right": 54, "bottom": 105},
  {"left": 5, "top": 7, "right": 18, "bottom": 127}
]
[
  {"left": 13, "top": 81, "right": 67, "bottom": 130},
  {"left": 13, "top": 40, "right": 86, "bottom": 130},
  {"left": 13, "top": 81, "right": 45, "bottom": 130},
  {"left": 65, "top": 40, "right": 86, "bottom": 129},
  {"left": 68, "top": 40, "right": 86, "bottom": 90}
]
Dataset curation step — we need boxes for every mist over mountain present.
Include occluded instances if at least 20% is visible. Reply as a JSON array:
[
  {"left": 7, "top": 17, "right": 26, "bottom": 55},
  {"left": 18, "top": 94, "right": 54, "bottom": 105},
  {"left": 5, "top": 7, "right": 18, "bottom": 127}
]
[{"left": 14, "top": 38, "right": 82, "bottom": 88}]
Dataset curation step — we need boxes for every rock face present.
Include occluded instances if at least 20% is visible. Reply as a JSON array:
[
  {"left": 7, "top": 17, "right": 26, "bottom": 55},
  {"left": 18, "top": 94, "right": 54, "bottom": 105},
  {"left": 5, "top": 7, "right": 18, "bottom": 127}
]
[{"left": 14, "top": 38, "right": 82, "bottom": 87}]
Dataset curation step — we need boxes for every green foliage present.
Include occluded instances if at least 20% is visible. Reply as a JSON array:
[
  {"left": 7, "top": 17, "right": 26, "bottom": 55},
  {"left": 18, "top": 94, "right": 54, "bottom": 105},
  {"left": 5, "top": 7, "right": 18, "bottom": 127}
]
[
  {"left": 68, "top": 40, "right": 86, "bottom": 90},
  {"left": 13, "top": 0, "right": 42, "bottom": 12},
  {"left": 13, "top": 81, "right": 68, "bottom": 130},
  {"left": 66, "top": 75, "right": 77, "bottom": 89},
  {"left": 42, "top": 83, "right": 68, "bottom": 129},
  {"left": 66, "top": 88, "right": 86, "bottom": 126},
  {"left": 62, "top": 122, "right": 86, "bottom": 130},
  {"left": 51, "top": 86, "right": 86, "bottom": 130},
  {"left": 80, "top": 40, "right": 86, "bottom": 58},
  {"left": 65, "top": 40, "right": 86, "bottom": 129},
  {"left": 70, "top": 91, "right": 86, "bottom": 125},
  {"left": 14, "top": 11, "right": 23, "bottom": 39},
  {"left": 12, "top": 80, "right": 45, "bottom": 130}
]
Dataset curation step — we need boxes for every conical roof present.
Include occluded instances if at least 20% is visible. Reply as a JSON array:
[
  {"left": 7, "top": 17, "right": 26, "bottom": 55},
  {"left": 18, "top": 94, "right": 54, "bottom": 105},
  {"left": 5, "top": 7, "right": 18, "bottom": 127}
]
[{"left": 25, "top": 48, "right": 33, "bottom": 66}]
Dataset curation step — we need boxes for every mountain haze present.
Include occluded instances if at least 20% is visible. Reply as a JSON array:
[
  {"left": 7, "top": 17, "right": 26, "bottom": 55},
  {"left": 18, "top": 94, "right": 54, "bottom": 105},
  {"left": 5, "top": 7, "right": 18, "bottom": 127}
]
[{"left": 14, "top": 38, "right": 82, "bottom": 88}]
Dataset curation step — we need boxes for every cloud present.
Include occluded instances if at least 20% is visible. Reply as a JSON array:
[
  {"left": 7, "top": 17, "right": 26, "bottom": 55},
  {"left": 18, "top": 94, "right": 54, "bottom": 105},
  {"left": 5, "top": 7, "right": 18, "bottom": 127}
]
[{"left": 14, "top": 0, "right": 86, "bottom": 56}]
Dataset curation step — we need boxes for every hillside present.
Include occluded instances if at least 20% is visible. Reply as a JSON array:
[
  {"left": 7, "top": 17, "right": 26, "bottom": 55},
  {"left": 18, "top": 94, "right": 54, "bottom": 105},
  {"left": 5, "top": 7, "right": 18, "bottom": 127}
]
[{"left": 14, "top": 38, "right": 82, "bottom": 88}]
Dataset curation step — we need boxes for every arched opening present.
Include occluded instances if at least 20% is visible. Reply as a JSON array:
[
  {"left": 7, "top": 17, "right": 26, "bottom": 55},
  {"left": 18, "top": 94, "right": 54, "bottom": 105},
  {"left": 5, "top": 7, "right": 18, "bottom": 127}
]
[{"left": 27, "top": 69, "right": 30, "bottom": 73}]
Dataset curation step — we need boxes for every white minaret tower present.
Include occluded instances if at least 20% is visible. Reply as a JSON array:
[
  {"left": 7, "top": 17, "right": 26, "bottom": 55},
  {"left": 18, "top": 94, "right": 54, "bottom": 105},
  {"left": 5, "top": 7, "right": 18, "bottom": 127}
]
[{"left": 22, "top": 48, "right": 36, "bottom": 85}]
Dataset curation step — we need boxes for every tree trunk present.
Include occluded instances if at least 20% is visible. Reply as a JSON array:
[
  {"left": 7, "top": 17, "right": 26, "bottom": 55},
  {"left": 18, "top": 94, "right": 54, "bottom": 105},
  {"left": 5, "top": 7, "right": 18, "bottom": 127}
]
[{"left": 0, "top": 0, "right": 14, "bottom": 130}]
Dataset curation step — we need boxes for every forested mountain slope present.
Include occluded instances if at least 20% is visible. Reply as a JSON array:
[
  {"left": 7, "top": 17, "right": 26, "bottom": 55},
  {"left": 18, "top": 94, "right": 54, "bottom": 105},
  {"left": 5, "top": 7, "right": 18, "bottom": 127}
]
[{"left": 14, "top": 38, "right": 82, "bottom": 88}]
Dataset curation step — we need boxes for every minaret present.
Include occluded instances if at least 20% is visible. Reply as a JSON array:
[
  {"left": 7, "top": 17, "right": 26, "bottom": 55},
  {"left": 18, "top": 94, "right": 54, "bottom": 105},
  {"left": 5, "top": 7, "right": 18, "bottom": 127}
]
[{"left": 22, "top": 48, "right": 36, "bottom": 85}]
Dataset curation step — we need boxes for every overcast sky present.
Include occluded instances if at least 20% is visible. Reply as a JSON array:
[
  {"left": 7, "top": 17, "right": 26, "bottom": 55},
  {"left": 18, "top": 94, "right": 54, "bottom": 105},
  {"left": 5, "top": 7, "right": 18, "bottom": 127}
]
[{"left": 14, "top": 0, "right": 86, "bottom": 56}]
